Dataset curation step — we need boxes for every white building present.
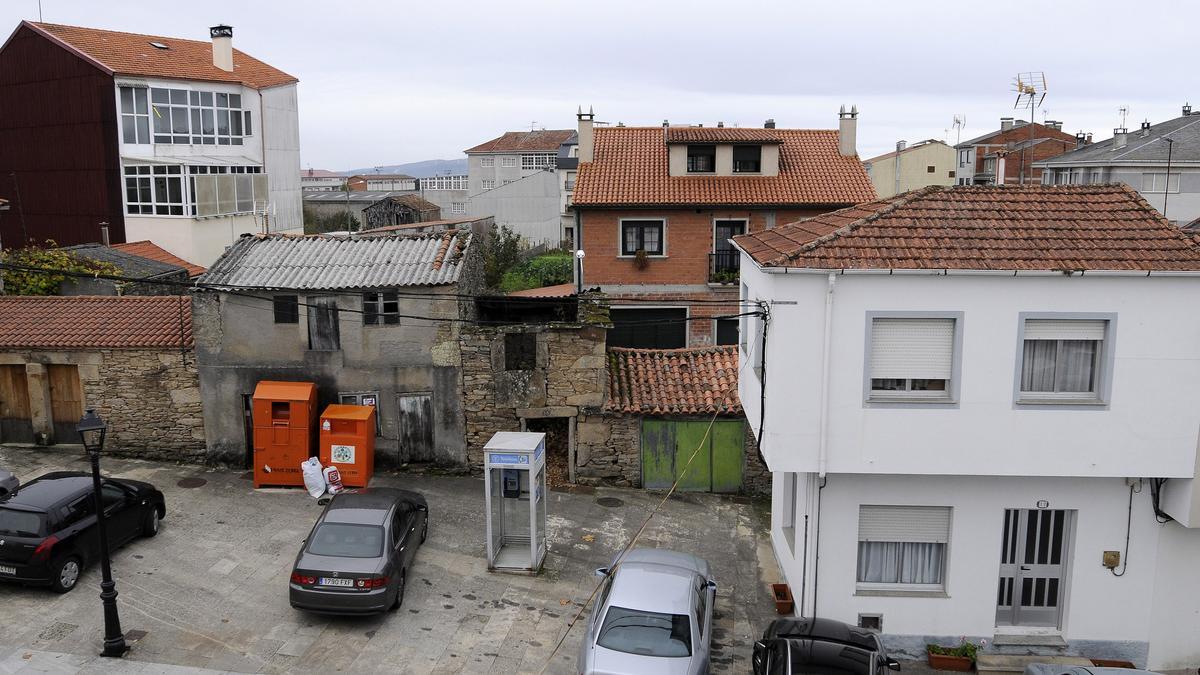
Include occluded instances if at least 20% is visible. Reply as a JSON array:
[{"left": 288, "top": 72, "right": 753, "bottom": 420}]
[
  {"left": 732, "top": 184, "right": 1200, "bottom": 670},
  {"left": 300, "top": 168, "right": 344, "bottom": 191},
  {"left": 464, "top": 129, "right": 575, "bottom": 245}
]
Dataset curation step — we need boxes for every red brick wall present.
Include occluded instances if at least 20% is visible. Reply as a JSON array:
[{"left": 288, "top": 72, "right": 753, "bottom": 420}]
[
  {"left": 971, "top": 123, "right": 1078, "bottom": 185},
  {"left": 580, "top": 206, "right": 831, "bottom": 345}
]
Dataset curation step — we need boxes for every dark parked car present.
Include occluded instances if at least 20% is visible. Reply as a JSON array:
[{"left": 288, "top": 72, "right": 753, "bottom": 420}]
[
  {"left": 289, "top": 488, "right": 428, "bottom": 615},
  {"left": 0, "top": 469, "right": 17, "bottom": 499},
  {"left": 753, "top": 617, "right": 901, "bottom": 675},
  {"left": 0, "top": 472, "right": 166, "bottom": 593}
]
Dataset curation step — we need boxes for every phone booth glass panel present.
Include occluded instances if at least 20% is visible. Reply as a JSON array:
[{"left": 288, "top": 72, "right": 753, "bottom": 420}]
[{"left": 483, "top": 432, "right": 547, "bottom": 573}]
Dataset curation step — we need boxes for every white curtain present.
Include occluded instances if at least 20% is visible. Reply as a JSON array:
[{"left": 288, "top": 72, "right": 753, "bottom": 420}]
[
  {"left": 857, "top": 542, "right": 945, "bottom": 584},
  {"left": 1021, "top": 339, "right": 1097, "bottom": 393},
  {"left": 1021, "top": 340, "right": 1057, "bottom": 391}
]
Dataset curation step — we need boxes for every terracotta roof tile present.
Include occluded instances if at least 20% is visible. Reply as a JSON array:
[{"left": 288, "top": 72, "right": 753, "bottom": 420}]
[
  {"left": 574, "top": 126, "right": 876, "bottom": 207},
  {"left": 464, "top": 130, "right": 576, "bottom": 154},
  {"left": 507, "top": 283, "right": 575, "bottom": 298},
  {"left": 606, "top": 346, "right": 742, "bottom": 416},
  {"left": 664, "top": 127, "right": 783, "bottom": 144},
  {"left": 29, "top": 22, "right": 296, "bottom": 90},
  {"left": 112, "top": 240, "right": 206, "bottom": 277},
  {"left": 0, "top": 296, "right": 192, "bottom": 350},
  {"left": 734, "top": 184, "right": 1200, "bottom": 271}
]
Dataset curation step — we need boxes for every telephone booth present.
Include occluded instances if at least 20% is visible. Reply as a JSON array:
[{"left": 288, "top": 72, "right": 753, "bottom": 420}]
[
  {"left": 318, "top": 404, "right": 377, "bottom": 488},
  {"left": 251, "top": 381, "right": 318, "bottom": 488},
  {"left": 483, "top": 431, "right": 547, "bottom": 573}
]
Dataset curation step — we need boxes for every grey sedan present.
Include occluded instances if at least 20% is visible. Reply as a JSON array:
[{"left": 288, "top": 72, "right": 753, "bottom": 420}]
[
  {"left": 289, "top": 488, "right": 428, "bottom": 615},
  {"left": 579, "top": 548, "right": 716, "bottom": 675}
]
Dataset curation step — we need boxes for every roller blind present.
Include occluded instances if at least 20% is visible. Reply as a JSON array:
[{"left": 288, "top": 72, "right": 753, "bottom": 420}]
[
  {"left": 859, "top": 505, "right": 950, "bottom": 543},
  {"left": 1024, "top": 319, "right": 1106, "bottom": 341},
  {"left": 869, "top": 318, "right": 955, "bottom": 379}
]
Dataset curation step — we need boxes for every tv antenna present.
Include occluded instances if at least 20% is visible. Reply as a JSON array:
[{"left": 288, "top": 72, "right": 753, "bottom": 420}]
[
  {"left": 1117, "top": 106, "right": 1129, "bottom": 130},
  {"left": 952, "top": 115, "right": 966, "bottom": 145},
  {"left": 1013, "top": 72, "right": 1047, "bottom": 184}
]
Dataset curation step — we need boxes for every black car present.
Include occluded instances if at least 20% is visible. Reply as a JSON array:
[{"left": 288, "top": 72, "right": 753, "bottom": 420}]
[
  {"left": 753, "top": 617, "right": 902, "bottom": 675},
  {"left": 289, "top": 488, "right": 428, "bottom": 615},
  {"left": 0, "top": 472, "right": 166, "bottom": 593}
]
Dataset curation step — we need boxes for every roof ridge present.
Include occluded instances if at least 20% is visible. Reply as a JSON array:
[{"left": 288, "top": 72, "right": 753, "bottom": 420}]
[
  {"left": 31, "top": 21, "right": 212, "bottom": 46},
  {"left": 778, "top": 186, "right": 944, "bottom": 264}
]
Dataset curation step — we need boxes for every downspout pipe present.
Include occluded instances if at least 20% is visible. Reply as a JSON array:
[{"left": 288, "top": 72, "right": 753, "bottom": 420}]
[{"left": 817, "top": 273, "right": 835, "bottom": 478}]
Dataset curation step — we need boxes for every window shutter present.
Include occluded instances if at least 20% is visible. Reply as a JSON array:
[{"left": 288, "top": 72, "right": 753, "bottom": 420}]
[
  {"left": 1024, "top": 319, "right": 1105, "bottom": 341},
  {"left": 859, "top": 506, "right": 950, "bottom": 543},
  {"left": 869, "top": 318, "right": 954, "bottom": 379}
]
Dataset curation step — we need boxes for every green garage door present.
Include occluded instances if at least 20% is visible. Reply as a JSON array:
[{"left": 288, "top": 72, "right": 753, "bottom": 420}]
[{"left": 641, "top": 419, "right": 745, "bottom": 493}]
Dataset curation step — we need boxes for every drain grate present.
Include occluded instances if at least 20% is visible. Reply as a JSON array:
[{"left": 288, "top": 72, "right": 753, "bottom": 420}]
[
  {"left": 596, "top": 497, "right": 624, "bottom": 508},
  {"left": 176, "top": 477, "right": 207, "bottom": 489}
]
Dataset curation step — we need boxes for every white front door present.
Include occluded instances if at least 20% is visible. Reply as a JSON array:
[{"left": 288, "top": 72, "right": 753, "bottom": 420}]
[{"left": 996, "top": 509, "right": 1072, "bottom": 627}]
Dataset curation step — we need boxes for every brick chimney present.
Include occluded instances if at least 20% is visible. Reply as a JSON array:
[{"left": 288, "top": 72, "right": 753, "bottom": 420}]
[
  {"left": 1000, "top": 117, "right": 1014, "bottom": 132},
  {"left": 210, "top": 25, "right": 233, "bottom": 72},
  {"left": 577, "top": 106, "right": 595, "bottom": 163},
  {"left": 764, "top": 119, "right": 776, "bottom": 129},
  {"left": 1140, "top": 120, "right": 1152, "bottom": 137},
  {"left": 838, "top": 105, "right": 858, "bottom": 157}
]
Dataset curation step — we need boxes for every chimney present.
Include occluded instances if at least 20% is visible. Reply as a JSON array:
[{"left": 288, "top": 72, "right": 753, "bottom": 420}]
[
  {"left": 896, "top": 140, "right": 907, "bottom": 152},
  {"left": 577, "top": 106, "right": 595, "bottom": 163},
  {"left": 838, "top": 105, "right": 858, "bottom": 157},
  {"left": 763, "top": 118, "right": 776, "bottom": 129},
  {"left": 1140, "top": 120, "right": 1152, "bottom": 137},
  {"left": 1075, "top": 131, "right": 1088, "bottom": 149},
  {"left": 1113, "top": 127, "right": 1128, "bottom": 150},
  {"left": 1000, "top": 117, "right": 1014, "bottom": 132},
  {"left": 210, "top": 25, "right": 233, "bottom": 72},
  {"left": 1045, "top": 120, "right": 1062, "bottom": 131},
  {"left": 1184, "top": 103, "right": 1193, "bottom": 116},
  {"left": 717, "top": 121, "right": 724, "bottom": 128},
  {"left": 663, "top": 119, "right": 669, "bottom": 127}
]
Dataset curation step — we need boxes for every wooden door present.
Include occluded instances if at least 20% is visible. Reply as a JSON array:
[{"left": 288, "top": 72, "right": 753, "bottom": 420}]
[
  {"left": 641, "top": 419, "right": 744, "bottom": 493},
  {"left": 48, "top": 365, "right": 83, "bottom": 442},
  {"left": 397, "top": 393, "right": 434, "bottom": 463},
  {"left": 0, "top": 365, "right": 33, "bottom": 443}
]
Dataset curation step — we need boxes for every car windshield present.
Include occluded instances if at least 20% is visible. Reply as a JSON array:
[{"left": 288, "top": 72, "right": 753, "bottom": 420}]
[
  {"left": 0, "top": 507, "right": 44, "bottom": 537},
  {"left": 306, "top": 523, "right": 383, "bottom": 558},
  {"left": 596, "top": 605, "right": 692, "bottom": 658},
  {"left": 786, "top": 640, "right": 878, "bottom": 674}
]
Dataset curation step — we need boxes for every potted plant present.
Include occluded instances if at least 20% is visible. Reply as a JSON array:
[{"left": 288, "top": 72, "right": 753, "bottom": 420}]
[
  {"left": 926, "top": 639, "right": 978, "bottom": 672},
  {"left": 770, "top": 583, "right": 794, "bottom": 614},
  {"left": 633, "top": 249, "right": 650, "bottom": 270}
]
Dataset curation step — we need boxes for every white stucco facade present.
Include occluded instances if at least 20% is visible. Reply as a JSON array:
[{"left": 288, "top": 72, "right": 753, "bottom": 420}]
[{"left": 738, "top": 261, "right": 1200, "bottom": 668}]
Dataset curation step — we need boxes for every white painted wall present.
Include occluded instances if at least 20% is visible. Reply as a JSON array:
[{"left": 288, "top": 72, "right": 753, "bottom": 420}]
[
  {"left": 125, "top": 213, "right": 259, "bottom": 266},
  {"left": 739, "top": 265, "right": 1200, "bottom": 480},
  {"left": 261, "top": 84, "right": 302, "bottom": 232},
  {"left": 468, "top": 171, "right": 562, "bottom": 245},
  {"left": 772, "top": 472, "right": 1194, "bottom": 666}
]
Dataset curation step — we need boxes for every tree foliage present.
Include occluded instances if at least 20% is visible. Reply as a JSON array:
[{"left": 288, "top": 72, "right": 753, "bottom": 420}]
[
  {"left": 499, "top": 251, "right": 573, "bottom": 293},
  {"left": 482, "top": 224, "right": 526, "bottom": 289},
  {"left": 303, "top": 205, "right": 360, "bottom": 234},
  {"left": 1, "top": 241, "right": 122, "bottom": 296}
]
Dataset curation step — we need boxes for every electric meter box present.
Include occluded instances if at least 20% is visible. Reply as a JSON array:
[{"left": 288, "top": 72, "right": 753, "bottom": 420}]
[
  {"left": 251, "top": 381, "right": 318, "bottom": 488},
  {"left": 318, "top": 404, "right": 377, "bottom": 488}
]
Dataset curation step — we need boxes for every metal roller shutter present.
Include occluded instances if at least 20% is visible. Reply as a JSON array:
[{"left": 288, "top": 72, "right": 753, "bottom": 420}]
[
  {"left": 859, "top": 505, "right": 951, "bottom": 543},
  {"left": 869, "top": 318, "right": 955, "bottom": 379},
  {"left": 1023, "top": 319, "right": 1106, "bottom": 341}
]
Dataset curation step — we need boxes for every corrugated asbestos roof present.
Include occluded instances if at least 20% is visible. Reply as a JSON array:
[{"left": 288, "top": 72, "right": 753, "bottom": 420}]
[
  {"left": 64, "top": 243, "right": 186, "bottom": 279},
  {"left": 0, "top": 296, "right": 192, "bottom": 349},
  {"left": 199, "top": 230, "right": 472, "bottom": 290},
  {"left": 606, "top": 346, "right": 742, "bottom": 416}
]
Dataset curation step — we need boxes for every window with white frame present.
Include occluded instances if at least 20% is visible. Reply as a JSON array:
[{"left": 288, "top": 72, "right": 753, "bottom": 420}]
[
  {"left": 1141, "top": 172, "right": 1180, "bottom": 193},
  {"left": 451, "top": 202, "right": 466, "bottom": 214},
  {"left": 857, "top": 506, "right": 950, "bottom": 590},
  {"left": 521, "top": 153, "right": 556, "bottom": 170},
  {"left": 421, "top": 175, "right": 467, "bottom": 191},
  {"left": 1018, "top": 318, "right": 1110, "bottom": 402},
  {"left": 363, "top": 291, "right": 400, "bottom": 325},
  {"left": 481, "top": 157, "right": 495, "bottom": 168},
  {"left": 481, "top": 179, "right": 496, "bottom": 190},
  {"left": 122, "top": 85, "right": 250, "bottom": 146},
  {"left": 501, "top": 157, "right": 517, "bottom": 168},
  {"left": 867, "top": 317, "right": 957, "bottom": 401},
  {"left": 1089, "top": 169, "right": 1103, "bottom": 184},
  {"left": 124, "top": 165, "right": 183, "bottom": 215}
]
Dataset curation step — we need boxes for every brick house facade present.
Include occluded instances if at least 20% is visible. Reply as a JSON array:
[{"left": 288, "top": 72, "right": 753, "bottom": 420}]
[{"left": 955, "top": 119, "right": 1080, "bottom": 186}]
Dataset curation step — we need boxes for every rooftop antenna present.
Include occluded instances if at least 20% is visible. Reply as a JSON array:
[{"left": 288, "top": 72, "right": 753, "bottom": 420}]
[
  {"left": 1118, "top": 105, "right": 1129, "bottom": 130},
  {"left": 1013, "top": 72, "right": 1047, "bottom": 184},
  {"left": 952, "top": 114, "right": 966, "bottom": 145},
  {"left": 530, "top": 121, "right": 539, "bottom": 132},
  {"left": 38, "top": 0, "right": 42, "bottom": 21}
]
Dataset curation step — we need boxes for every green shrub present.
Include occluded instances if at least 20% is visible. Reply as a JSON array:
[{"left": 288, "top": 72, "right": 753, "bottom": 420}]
[
  {"left": 927, "top": 640, "right": 978, "bottom": 662},
  {"left": 1, "top": 241, "right": 121, "bottom": 296},
  {"left": 499, "top": 251, "right": 572, "bottom": 292}
]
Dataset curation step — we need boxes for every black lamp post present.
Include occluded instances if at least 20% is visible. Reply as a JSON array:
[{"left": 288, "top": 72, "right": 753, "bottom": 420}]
[{"left": 77, "top": 409, "right": 128, "bottom": 658}]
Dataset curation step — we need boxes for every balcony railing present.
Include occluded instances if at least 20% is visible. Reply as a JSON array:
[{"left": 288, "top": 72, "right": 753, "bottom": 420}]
[{"left": 709, "top": 250, "right": 740, "bottom": 284}]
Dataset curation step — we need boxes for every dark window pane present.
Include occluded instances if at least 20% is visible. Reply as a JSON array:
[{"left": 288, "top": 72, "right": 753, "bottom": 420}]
[
  {"left": 1050, "top": 511, "right": 1064, "bottom": 564},
  {"left": 120, "top": 87, "right": 134, "bottom": 113},
  {"left": 218, "top": 110, "right": 230, "bottom": 134},
  {"left": 1038, "top": 510, "right": 1051, "bottom": 564},
  {"left": 230, "top": 112, "right": 242, "bottom": 136},
  {"left": 151, "top": 88, "right": 169, "bottom": 104},
  {"left": 1024, "top": 511, "right": 1039, "bottom": 564},
  {"left": 136, "top": 117, "right": 149, "bottom": 143},
  {"left": 608, "top": 308, "right": 687, "bottom": 349},
  {"left": 1046, "top": 578, "right": 1059, "bottom": 607},
  {"left": 172, "top": 107, "right": 189, "bottom": 134},
  {"left": 122, "top": 116, "right": 136, "bottom": 143},
  {"left": 167, "top": 177, "right": 182, "bottom": 203},
  {"left": 273, "top": 295, "right": 298, "bottom": 323},
  {"left": 216, "top": 93, "right": 228, "bottom": 108},
  {"left": 716, "top": 318, "right": 738, "bottom": 346},
  {"left": 1020, "top": 578, "right": 1033, "bottom": 606},
  {"left": 134, "top": 88, "right": 148, "bottom": 114},
  {"left": 169, "top": 88, "right": 187, "bottom": 104},
  {"left": 200, "top": 91, "right": 213, "bottom": 106},
  {"left": 153, "top": 108, "right": 170, "bottom": 133},
  {"left": 1034, "top": 578, "right": 1046, "bottom": 607},
  {"left": 244, "top": 110, "right": 252, "bottom": 136},
  {"left": 733, "top": 145, "right": 761, "bottom": 172},
  {"left": 229, "top": 93, "right": 241, "bottom": 109}
]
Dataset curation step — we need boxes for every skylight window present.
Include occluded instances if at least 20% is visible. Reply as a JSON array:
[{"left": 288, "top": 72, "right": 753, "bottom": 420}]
[{"left": 149, "top": 41, "right": 169, "bottom": 50}]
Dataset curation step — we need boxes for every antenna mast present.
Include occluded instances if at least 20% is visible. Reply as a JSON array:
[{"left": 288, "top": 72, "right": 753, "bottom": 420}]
[
  {"left": 952, "top": 115, "right": 966, "bottom": 146},
  {"left": 1013, "top": 72, "right": 1047, "bottom": 185}
]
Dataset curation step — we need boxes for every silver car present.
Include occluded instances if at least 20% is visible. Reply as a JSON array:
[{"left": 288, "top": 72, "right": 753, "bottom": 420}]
[
  {"left": 288, "top": 488, "right": 428, "bottom": 615},
  {"left": 579, "top": 548, "right": 716, "bottom": 675}
]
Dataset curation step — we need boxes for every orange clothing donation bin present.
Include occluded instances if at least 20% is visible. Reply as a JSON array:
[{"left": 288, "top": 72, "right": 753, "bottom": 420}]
[
  {"left": 251, "top": 381, "right": 318, "bottom": 488},
  {"left": 319, "top": 404, "right": 377, "bottom": 488}
]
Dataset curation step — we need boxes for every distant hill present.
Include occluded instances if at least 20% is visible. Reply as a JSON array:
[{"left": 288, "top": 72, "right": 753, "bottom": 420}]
[{"left": 341, "top": 159, "right": 467, "bottom": 178}]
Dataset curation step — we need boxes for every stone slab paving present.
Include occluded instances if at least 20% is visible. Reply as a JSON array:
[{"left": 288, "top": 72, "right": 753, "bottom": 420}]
[{"left": 0, "top": 447, "right": 779, "bottom": 673}]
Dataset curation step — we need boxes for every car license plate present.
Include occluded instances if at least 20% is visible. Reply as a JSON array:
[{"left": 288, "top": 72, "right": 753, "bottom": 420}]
[
  {"left": 0, "top": 565, "right": 15, "bottom": 575},
  {"left": 319, "top": 577, "right": 353, "bottom": 587}
]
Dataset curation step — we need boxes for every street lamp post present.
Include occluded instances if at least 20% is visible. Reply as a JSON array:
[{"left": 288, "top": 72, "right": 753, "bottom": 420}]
[{"left": 76, "top": 409, "right": 128, "bottom": 658}]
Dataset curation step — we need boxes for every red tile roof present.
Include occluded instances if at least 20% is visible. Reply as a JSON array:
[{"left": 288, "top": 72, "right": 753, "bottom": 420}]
[
  {"left": 507, "top": 283, "right": 575, "bottom": 298},
  {"left": 607, "top": 346, "right": 742, "bottom": 416},
  {"left": 0, "top": 296, "right": 192, "bottom": 350},
  {"left": 27, "top": 22, "right": 296, "bottom": 90},
  {"left": 664, "top": 127, "right": 783, "bottom": 144},
  {"left": 464, "top": 130, "right": 575, "bottom": 154},
  {"left": 574, "top": 126, "right": 876, "bottom": 207},
  {"left": 112, "top": 240, "right": 206, "bottom": 277},
  {"left": 734, "top": 184, "right": 1200, "bottom": 271}
]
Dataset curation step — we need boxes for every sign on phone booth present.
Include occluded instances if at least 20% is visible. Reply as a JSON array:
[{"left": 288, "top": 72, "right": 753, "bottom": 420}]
[{"left": 483, "top": 431, "right": 547, "bottom": 573}]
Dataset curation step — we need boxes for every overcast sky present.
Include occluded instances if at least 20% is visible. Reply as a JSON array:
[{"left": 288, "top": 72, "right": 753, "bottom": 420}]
[{"left": 4, "top": 0, "right": 1196, "bottom": 170}]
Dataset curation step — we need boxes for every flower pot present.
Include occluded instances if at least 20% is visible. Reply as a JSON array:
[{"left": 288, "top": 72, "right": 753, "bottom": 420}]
[
  {"left": 770, "top": 583, "right": 794, "bottom": 615},
  {"left": 927, "top": 653, "right": 973, "bottom": 672}
]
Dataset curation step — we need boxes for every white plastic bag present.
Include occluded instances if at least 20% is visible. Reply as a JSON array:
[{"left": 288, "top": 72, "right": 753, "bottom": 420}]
[
  {"left": 301, "top": 457, "right": 326, "bottom": 498},
  {"left": 322, "top": 465, "right": 344, "bottom": 495}
]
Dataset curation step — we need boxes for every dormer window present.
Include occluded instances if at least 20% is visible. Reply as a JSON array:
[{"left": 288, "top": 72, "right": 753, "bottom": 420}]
[
  {"left": 687, "top": 145, "right": 715, "bottom": 173},
  {"left": 733, "top": 145, "right": 762, "bottom": 173}
]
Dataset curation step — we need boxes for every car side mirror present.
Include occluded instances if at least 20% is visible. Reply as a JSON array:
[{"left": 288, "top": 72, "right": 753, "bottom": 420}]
[
  {"left": 594, "top": 567, "right": 609, "bottom": 578},
  {"left": 706, "top": 579, "right": 717, "bottom": 590},
  {"left": 886, "top": 657, "right": 902, "bottom": 671},
  {"left": 752, "top": 641, "right": 767, "bottom": 670},
  {"left": 417, "top": 504, "right": 428, "bottom": 512}
]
